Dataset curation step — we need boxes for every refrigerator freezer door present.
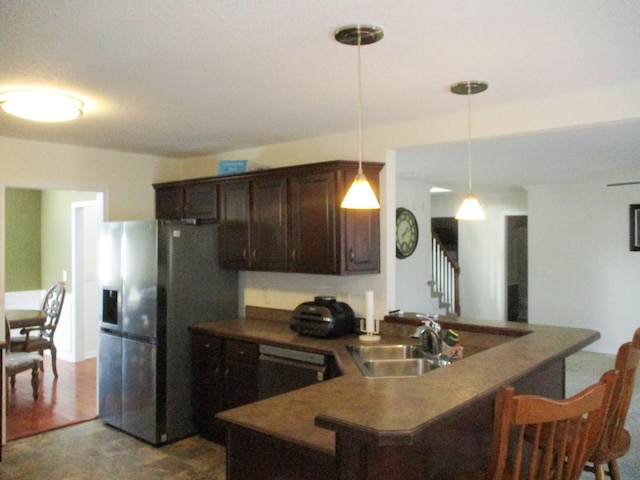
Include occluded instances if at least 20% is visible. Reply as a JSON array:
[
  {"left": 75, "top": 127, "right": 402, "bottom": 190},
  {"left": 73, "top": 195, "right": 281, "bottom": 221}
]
[
  {"left": 122, "top": 221, "right": 158, "bottom": 340},
  {"left": 98, "top": 332, "right": 122, "bottom": 429},
  {"left": 122, "top": 337, "right": 160, "bottom": 444}
]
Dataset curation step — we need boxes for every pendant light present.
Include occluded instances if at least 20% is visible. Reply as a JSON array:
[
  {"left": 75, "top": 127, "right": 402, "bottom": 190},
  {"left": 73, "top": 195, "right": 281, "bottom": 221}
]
[
  {"left": 336, "top": 25, "right": 382, "bottom": 210},
  {"left": 451, "top": 80, "right": 488, "bottom": 220}
]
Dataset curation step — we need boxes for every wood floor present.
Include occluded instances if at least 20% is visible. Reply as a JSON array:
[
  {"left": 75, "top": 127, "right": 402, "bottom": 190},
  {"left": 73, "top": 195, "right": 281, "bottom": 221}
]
[{"left": 5, "top": 355, "right": 97, "bottom": 441}]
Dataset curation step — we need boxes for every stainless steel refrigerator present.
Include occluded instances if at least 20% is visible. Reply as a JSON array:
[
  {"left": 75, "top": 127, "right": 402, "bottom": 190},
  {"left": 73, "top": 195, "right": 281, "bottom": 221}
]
[{"left": 98, "top": 220, "right": 238, "bottom": 445}]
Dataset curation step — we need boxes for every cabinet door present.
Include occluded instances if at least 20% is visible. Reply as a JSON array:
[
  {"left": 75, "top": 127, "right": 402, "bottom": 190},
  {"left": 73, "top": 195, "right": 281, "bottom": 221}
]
[
  {"left": 289, "top": 172, "right": 338, "bottom": 274},
  {"left": 155, "top": 186, "right": 184, "bottom": 220},
  {"left": 224, "top": 360, "right": 259, "bottom": 410},
  {"left": 343, "top": 209, "right": 380, "bottom": 273},
  {"left": 224, "top": 340, "right": 259, "bottom": 410},
  {"left": 340, "top": 166, "right": 381, "bottom": 274},
  {"left": 184, "top": 182, "right": 217, "bottom": 221},
  {"left": 191, "top": 335, "right": 225, "bottom": 443},
  {"left": 251, "top": 177, "right": 288, "bottom": 271},
  {"left": 219, "top": 181, "right": 251, "bottom": 268}
]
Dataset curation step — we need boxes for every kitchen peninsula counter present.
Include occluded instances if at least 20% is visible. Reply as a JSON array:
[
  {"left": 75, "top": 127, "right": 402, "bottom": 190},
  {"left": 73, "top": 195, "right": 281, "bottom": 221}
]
[{"left": 193, "top": 313, "right": 599, "bottom": 480}]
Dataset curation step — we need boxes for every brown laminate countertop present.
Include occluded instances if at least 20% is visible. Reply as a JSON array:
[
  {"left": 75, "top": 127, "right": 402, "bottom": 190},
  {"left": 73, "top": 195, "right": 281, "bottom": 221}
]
[{"left": 193, "top": 315, "right": 599, "bottom": 456}]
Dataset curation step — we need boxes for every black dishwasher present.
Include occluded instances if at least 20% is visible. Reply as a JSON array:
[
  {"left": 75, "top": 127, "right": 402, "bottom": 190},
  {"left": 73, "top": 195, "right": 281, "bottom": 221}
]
[{"left": 258, "top": 344, "right": 328, "bottom": 400}]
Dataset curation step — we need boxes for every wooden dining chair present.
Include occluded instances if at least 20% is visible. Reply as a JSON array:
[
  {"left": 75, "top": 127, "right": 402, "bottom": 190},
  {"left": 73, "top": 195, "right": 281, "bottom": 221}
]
[
  {"left": 452, "top": 368, "right": 618, "bottom": 480},
  {"left": 4, "top": 317, "right": 43, "bottom": 400},
  {"left": 10, "top": 281, "right": 66, "bottom": 377},
  {"left": 583, "top": 327, "right": 640, "bottom": 480}
]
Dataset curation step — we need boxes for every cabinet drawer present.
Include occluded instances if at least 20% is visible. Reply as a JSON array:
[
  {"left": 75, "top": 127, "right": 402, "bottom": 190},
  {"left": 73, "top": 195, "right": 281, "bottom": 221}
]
[
  {"left": 191, "top": 333, "right": 223, "bottom": 356},
  {"left": 225, "top": 339, "right": 260, "bottom": 363}
]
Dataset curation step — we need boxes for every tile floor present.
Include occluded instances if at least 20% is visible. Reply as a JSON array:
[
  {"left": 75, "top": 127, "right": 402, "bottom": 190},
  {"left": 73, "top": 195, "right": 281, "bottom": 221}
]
[
  {"left": 0, "top": 420, "right": 226, "bottom": 479},
  {"left": 1, "top": 350, "right": 638, "bottom": 479}
]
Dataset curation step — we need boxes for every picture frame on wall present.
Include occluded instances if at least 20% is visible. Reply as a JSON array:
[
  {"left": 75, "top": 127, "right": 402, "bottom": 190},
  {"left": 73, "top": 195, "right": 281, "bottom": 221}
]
[{"left": 631, "top": 204, "right": 640, "bottom": 251}]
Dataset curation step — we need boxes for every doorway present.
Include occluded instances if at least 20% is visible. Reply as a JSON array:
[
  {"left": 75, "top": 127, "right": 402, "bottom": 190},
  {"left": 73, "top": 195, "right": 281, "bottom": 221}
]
[
  {"left": 4, "top": 187, "right": 102, "bottom": 438},
  {"left": 431, "top": 217, "right": 458, "bottom": 262},
  {"left": 506, "top": 215, "right": 528, "bottom": 322}
]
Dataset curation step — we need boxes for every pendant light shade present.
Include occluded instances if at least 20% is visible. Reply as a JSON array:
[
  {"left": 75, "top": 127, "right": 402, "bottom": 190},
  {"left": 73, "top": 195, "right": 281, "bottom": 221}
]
[
  {"left": 455, "top": 194, "right": 486, "bottom": 220},
  {"left": 336, "top": 25, "right": 382, "bottom": 210},
  {"left": 451, "top": 80, "right": 487, "bottom": 220},
  {"left": 0, "top": 89, "right": 84, "bottom": 122},
  {"left": 341, "top": 172, "right": 381, "bottom": 209}
]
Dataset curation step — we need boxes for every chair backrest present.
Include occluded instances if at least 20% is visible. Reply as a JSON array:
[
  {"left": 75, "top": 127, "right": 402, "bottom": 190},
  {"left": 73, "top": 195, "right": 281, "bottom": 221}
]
[
  {"left": 488, "top": 368, "right": 618, "bottom": 480},
  {"left": 40, "top": 281, "right": 66, "bottom": 333},
  {"left": 597, "top": 327, "right": 640, "bottom": 454}
]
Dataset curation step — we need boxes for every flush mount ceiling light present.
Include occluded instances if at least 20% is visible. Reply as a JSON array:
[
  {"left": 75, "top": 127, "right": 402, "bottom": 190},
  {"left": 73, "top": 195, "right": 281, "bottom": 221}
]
[
  {"left": 0, "top": 89, "right": 84, "bottom": 122},
  {"left": 451, "top": 80, "right": 488, "bottom": 220},
  {"left": 336, "top": 24, "right": 383, "bottom": 210}
]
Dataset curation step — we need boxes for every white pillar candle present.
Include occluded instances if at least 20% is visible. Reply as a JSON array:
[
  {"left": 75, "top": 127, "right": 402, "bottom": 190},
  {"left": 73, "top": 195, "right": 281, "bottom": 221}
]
[{"left": 365, "top": 290, "right": 375, "bottom": 333}]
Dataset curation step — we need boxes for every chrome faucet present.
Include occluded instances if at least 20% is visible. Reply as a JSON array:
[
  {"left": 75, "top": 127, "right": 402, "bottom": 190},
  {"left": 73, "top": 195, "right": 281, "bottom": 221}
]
[{"left": 411, "top": 316, "right": 443, "bottom": 356}]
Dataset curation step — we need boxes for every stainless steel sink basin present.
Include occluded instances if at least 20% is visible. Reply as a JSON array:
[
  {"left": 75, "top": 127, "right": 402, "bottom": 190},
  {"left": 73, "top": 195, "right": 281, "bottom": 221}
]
[
  {"left": 347, "top": 344, "right": 428, "bottom": 361},
  {"left": 362, "top": 358, "right": 440, "bottom": 377},
  {"left": 347, "top": 344, "right": 449, "bottom": 378}
]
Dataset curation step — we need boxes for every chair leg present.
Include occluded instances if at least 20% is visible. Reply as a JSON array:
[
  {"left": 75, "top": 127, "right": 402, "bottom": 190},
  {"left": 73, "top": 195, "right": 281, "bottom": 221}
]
[
  {"left": 30, "top": 364, "right": 39, "bottom": 399},
  {"left": 51, "top": 345, "right": 58, "bottom": 378},
  {"left": 38, "top": 349, "right": 45, "bottom": 372},
  {"left": 608, "top": 459, "right": 621, "bottom": 480},
  {"left": 594, "top": 464, "right": 607, "bottom": 480}
]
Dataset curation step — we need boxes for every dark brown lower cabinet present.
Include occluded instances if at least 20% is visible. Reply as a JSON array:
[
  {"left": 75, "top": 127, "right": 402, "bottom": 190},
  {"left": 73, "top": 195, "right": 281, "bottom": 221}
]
[
  {"left": 223, "top": 339, "right": 259, "bottom": 410},
  {"left": 190, "top": 333, "right": 225, "bottom": 443},
  {"left": 191, "top": 332, "right": 260, "bottom": 443},
  {"left": 226, "top": 425, "right": 336, "bottom": 480}
]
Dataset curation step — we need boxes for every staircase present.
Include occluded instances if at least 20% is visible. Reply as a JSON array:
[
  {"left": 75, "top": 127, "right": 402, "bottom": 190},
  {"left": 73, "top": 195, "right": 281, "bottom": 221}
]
[{"left": 430, "top": 232, "right": 460, "bottom": 316}]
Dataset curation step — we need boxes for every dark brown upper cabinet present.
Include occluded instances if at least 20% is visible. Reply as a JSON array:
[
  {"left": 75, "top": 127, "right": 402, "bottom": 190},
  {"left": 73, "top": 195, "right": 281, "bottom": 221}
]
[
  {"left": 153, "top": 180, "right": 218, "bottom": 222},
  {"left": 155, "top": 160, "right": 383, "bottom": 275}
]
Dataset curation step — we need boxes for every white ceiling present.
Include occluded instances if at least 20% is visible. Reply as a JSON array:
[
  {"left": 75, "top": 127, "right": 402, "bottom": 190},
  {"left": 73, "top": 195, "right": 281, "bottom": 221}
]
[{"left": 1, "top": 0, "right": 639, "bottom": 189}]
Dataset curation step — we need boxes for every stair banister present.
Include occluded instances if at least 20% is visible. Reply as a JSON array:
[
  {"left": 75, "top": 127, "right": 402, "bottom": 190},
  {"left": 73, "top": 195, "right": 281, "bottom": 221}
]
[{"left": 431, "top": 231, "right": 461, "bottom": 316}]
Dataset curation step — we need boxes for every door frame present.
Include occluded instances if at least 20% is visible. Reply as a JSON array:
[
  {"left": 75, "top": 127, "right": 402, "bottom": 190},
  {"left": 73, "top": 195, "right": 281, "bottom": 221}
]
[{"left": 71, "top": 197, "right": 103, "bottom": 361}]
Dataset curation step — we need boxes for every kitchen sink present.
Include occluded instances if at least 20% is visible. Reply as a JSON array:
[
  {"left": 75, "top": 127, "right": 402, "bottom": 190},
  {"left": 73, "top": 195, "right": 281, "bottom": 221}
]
[
  {"left": 347, "top": 344, "right": 449, "bottom": 378},
  {"left": 348, "top": 344, "right": 429, "bottom": 361},
  {"left": 362, "top": 358, "right": 441, "bottom": 377}
]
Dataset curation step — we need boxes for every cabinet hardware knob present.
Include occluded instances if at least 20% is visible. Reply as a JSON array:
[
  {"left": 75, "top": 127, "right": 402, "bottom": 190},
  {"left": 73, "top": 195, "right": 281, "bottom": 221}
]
[
  {"left": 291, "top": 248, "right": 296, "bottom": 261},
  {"left": 349, "top": 249, "right": 355, "bottom": 262},
  {"left": 242, "top": 248, "right": 247, "bottom": 260},
  {"left": 252, "top": 249, "right": 257, "bottom": 260}
]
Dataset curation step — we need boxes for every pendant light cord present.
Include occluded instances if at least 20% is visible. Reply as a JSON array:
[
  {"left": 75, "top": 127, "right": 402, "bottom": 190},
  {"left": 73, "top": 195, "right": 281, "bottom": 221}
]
[
  {"left": 466, "top": 82, "right": 472, "bottom": 193},
  {"left": 357, "top": 32, "right": 364, "bottom": 175}
]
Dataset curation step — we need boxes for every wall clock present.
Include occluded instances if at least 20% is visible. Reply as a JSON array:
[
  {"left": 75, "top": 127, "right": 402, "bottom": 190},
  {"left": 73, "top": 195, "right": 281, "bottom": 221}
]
[{"left": 396, "top": 207, "right": 419, "bottom": 259}]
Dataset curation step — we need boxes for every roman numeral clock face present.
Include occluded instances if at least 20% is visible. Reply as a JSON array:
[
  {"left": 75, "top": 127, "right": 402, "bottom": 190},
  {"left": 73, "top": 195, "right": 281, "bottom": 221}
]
[{"left": 396, "top": 207, "right": 419, "bottom": 259}]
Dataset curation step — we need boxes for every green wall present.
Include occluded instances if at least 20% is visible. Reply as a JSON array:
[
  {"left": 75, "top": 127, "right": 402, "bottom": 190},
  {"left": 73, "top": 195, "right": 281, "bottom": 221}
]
[
  {"left": 41, "top": 190, "right": 97, "bottom": 292},
  {"left": 5, "top": 188, "right": 42, "bottom": 291},
  {"left": 5, "top": 188, "right": 98, "bottom": 293}
]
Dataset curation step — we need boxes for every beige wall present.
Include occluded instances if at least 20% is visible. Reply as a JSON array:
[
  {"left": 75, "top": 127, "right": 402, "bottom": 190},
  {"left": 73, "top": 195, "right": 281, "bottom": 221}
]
[
  {"left": 1, "top": 81, "right": 638, "bottom": 339},
  {"left": 1, "top": 78, "right": 639, "bottom": 444}
]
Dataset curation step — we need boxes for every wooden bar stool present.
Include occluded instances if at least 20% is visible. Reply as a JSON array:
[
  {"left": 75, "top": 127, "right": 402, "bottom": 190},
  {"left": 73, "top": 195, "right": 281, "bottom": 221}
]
[
  {"left": 451, "top": 368, "right": 618, "bottom": 480},
  {"left": 584, "top": 327, "right": 640, "bottom": 480}
]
